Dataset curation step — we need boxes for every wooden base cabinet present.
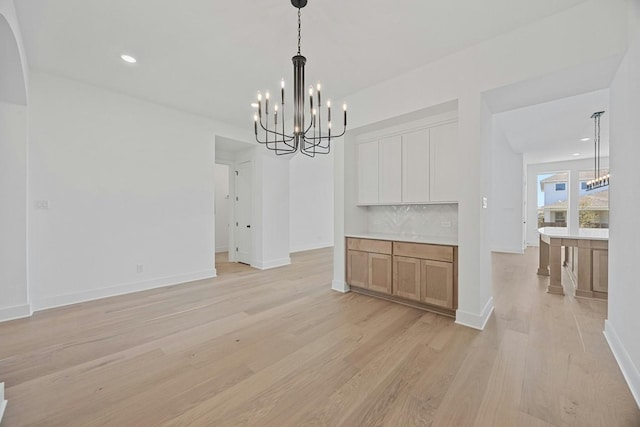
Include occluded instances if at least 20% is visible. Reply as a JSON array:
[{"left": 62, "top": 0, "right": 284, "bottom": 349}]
[
  {"left": 393, "top": 256, "right": 421, "bottom": 300},
  {"left": 346, "top": 238, "right": 393, "bottom": 294},
  {"left": 369, "top": 254, "right": 392, "bottom": 294},
  {"left": 422, "top": 260, "right": 454, "bottom": 309},
  {"left": 347, "top": 237, "right": 458, "bottom": 316}
]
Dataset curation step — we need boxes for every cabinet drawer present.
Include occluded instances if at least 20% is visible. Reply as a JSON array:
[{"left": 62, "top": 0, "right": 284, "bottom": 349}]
[
  {"left": 347, "top": 238, "right": 392, "bottom": 255},
  {"left": 393, "top": 242, "right": 453, "bottom": 262}
]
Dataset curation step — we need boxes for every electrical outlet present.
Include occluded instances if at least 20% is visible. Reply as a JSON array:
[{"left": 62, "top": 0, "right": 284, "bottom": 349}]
[
  {"left": 482, "top": 197, "right": 488, "bottom": 209},
  {"left": 440, "top": 221, "right": 452, "bottom": 228},
  {"left": 136, "top": 264, "right": 144, "bottom": 274},
  {"left": 34, "top": 200, "right": 50, "bottom": 210}
]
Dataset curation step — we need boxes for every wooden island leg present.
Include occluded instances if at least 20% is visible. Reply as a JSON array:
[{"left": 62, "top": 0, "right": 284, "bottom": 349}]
[
  {"left": 537, "top": 235, "right": 550, "bottom": 276},
  {"left": 547, "top": 238, "right": 565, "bottom": 295}
]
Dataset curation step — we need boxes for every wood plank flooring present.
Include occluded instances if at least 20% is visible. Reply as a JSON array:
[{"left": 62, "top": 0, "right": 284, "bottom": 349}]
[{"left": 0, "top": 247, "right": 638, "bottom": 426}]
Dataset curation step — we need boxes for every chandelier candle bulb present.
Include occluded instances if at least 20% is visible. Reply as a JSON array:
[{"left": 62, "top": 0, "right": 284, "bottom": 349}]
[
  {"left": 327, "top": 100, "right": 331, "bottom": 122},
  {"left": 265, "top": 92, "right": 270, "bottom": 115},
  {"left": 343, "top": 103, "right": 347, "bottom": 126},
  {"left": 317, "top": 82, "right": 321, "bottom": 110},
  {"left": 274, "top": 104, "right": 278, "bottom": 125},
  {"left": 309, "top": 86, "right": 313, "bottom": 111},
  {"left": 281, "top": 79, "right": 285, "bottom": 104}
]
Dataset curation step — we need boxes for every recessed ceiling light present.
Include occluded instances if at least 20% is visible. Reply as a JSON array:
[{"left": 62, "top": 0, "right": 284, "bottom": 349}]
[
  {"left": 580, "top": 137, "right": 590, "bottom": 141},
  {"left": 120, "top": 54, "right": 137, "bottom": 64},
  {"left": 572, "top": 152, "right": 581, "bottom": 156}
]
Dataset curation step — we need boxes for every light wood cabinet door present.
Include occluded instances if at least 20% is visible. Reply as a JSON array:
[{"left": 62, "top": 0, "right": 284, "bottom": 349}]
[
  {"left": 369, "top": 253, "right": 392, "bottom": 294},
  {"left": 379, "top": 135, "right": 402, "bottom": 204},
  {"left": 357, "top": 141, "right": 379, "bottom": 204},
  {"left": 592, "top": 249, "right": 608, "bottom": 293},
  {"left": 421, "top": 259, "right": 454, "bottom": 309},
  {"left": 429, "top": 122, "right": 459, "bottom": 202},
  {"left": 402, "top": 129, "right": 430, "bottom": 203},
  {"left": 393, "top": 256, "right": 421, "bottom": 301},
  {"left": 347, "top": 250, "right": 369, "bottom": 288}
]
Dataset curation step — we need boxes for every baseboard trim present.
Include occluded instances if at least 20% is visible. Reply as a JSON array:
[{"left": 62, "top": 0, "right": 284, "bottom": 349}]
[
  {"left": 290, "top": 242, "right": 334, "bottom": 254},
  {"left": 331, "top": 280, "right": 350, "bottom": 293},
  {"left": 32, "top": 269, "right": 217, "bottom": 312},
  {"left": 252, "top": 258, "right": 291, "bottom": 270},
  {"left": 491, "top": 247, "right": 524, "bottom": 254},
  {"left": 0, "top": 382, "right": 6, "bottom": 424},
  {"left": 455, "top": 297, "right": 494, "bottom": 330},
  {"left": 604, "top": 320, "right": 640, "bottom": 409},
  {"left": 215, "top": 247, "right": 229, "bottom": 253},
  {"left": 0, "top": 303, "right": 33, "bottom": 322}
]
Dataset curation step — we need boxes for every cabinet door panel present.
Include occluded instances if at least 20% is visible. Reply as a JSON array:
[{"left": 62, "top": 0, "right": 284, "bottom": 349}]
[
  {"left": 393, "top": 256, "right": 421, "bottom": 301},
  {"left": 592, "top": 249, "right": 608, "bottom": 293},
  {"left": 380, "top": 136, "right": 403, "bottom": 203},
  {"left": 347, "top": 250, "right": 369, "bottom": 288},
  {"left": 357, "top": 141, "right": 379, "bottom": 204},
  {"left": 429, "top": 122, "right": 459, "bottom": 202},
  {"left": 402, "top": 129, "right": 430, "bottom": 203},
  {"left": 369, "top": 253, "right": 392, "bottom": 294},
  {"left": 421, "top": 260, "right": 454, "bottom": 308}
]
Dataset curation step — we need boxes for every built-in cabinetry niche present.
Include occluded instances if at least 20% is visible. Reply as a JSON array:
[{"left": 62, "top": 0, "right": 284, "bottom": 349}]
[
  {"left": 346, "top": 237, "right": 457, "bottom": 316},
  {"left": 357, "top": 118, "right": 459, "bottom": 205}
]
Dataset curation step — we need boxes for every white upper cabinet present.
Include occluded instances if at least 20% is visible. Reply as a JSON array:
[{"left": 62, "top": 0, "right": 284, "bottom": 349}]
[
  {"left": 402, "top": 129, "right": 430, "bottom": 203},
  {"left": 357, "top": 140, "right": 380, "bottom": 204},
  {"left": 379, "top": 135, "right": 403, "bottom": 204},
  {"left": 356, "top": 119, "right": 458, "bottom": 205},
  {"left": 429, "top": 122, "right": 459, "bottom": 202}
]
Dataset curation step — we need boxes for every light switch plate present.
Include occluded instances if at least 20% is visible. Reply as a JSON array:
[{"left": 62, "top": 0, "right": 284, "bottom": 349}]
[{"left": 482, "top": 197, "right": 488, "bottom": 209}]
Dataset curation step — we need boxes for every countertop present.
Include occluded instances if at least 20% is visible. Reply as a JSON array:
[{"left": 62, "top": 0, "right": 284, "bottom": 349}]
[
  {"left": 345, "top": 233, "right": 458, "bottom": 246},
  {"left": 538, "top": 227, "right": 609, "bottom": 241}
]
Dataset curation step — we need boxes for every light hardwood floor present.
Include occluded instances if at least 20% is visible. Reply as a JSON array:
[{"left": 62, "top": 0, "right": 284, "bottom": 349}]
[{"left": 1, "top": 248, "right": 638, "bottom": 426}]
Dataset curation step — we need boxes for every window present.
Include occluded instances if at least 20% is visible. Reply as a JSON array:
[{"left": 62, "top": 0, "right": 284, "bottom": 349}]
[
  {"left": 554, "top": 211, "right": 566, "bottom": 222},
  {"left": 555, "top": 183, "right": 566, "bottom": 191},
  {"left": 579, "top": 170, "right": 609, "bottom": 229}
]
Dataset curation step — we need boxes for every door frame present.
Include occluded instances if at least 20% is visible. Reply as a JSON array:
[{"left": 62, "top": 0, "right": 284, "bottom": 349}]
[
  {"left": 234, "top": 160, "right": 252, "bottom": 265},
  {"left": 215, "top": 159, "right": 235, "bottom": 262}
]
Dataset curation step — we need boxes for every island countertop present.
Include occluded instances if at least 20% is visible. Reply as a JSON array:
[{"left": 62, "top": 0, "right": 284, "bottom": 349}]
[
  {"left": 345, "top": 233, "right": 458, "bottom": 246},
  {"left": 538, "top": 227, "right": 608, "bottom": 241}
]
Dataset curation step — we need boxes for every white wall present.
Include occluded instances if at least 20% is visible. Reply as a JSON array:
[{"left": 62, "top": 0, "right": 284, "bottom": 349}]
[
  {"left": 0, "top": 0, "right": 29, "bottom": 322},
  {"left": 333, "top": 0, "right": 628, "bottom": 329},
  {"left": 0, "top": 102, "right": 29, "bottom": 320},
  {"left": 525, "top": 157, "right": 609, "bottom": 246},
  {"left": 214, "top": 163, "right": 230, "bottom": 252},
  {"left": 605, "top": 0, "right": 640, "bottom": 407},
  {"left": 289, "top": 151, "right": 334, "bottom": 253},
  {"left": 28, "top": 71, "right": 248, "bottom": 310},
  {"left": 252, "top": 152, "right": 291, "bottom": 269},
  {"left": 490, "top": 127, "right": 524, "bottom": 253}
]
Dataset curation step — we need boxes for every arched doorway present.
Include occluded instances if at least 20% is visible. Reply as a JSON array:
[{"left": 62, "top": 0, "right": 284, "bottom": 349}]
[{"left": 0, "top": 11, "right": 30, "bottom": 321}]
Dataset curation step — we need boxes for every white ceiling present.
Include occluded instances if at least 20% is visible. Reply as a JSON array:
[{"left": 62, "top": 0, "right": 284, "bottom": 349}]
[
  {"left": 15, "top": 0, "right": 590, "bottom": 128},
  {"left": 494, "top": 89, "right": 610, "bottom": 165}
]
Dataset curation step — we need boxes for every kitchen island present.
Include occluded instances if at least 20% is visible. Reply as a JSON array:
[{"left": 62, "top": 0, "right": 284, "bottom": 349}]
[{"left": 537, "top": 227, "right": 609, "bottom": 298}]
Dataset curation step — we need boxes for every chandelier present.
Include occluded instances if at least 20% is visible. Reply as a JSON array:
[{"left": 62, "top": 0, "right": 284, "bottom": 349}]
[
  {"left": 586, "top": 111, "right": 609, "bottom": 191},
  {"left": 252, "top": 0, "right": 347, "bottom": 157}
]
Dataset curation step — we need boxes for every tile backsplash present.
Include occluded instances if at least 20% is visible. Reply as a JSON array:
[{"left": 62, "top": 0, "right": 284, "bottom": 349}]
[{"left": 367, "top": 204, "right": 458, "bottom": 239}]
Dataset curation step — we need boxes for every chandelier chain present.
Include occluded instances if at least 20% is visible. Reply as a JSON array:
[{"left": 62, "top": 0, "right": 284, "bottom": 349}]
[{"left": 297, "top": 8, "right": 301, "bottom": 55}]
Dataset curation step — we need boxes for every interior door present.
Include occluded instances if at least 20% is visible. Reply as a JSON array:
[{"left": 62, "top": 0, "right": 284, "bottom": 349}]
[{"left": 235, "top": 161, "right": 252, "bottom": 264}]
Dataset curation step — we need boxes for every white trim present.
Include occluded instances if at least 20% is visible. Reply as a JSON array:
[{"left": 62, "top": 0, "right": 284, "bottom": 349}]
[
  {"left": 455, "top": 297, "right": 494, "bottom": 330},
  {"left": 357, "top": 111, "right": 458, "bottom": 143},
  {"left": 0, "top": 303, "right": 32, "bottom": 322},
  {"left": 604, "top": 320, "right": 640, "bottom": 409},
  {"left": 491, "top": 247, "right": 525, "bottom": 255},
  {"left": 251, "top": 257, "right": 291, "bottom": 270},
  {"left": 290, "top": 242, "right": 333, "bottom": 254},
  {"left": 215, "top": 246, "right": 229, "bottom": 253},
  {"left": 332, "top": 280, "right": 350, "bottom": 293},
  {"left": 31, "top": 269, "right": 217, "bottom": 311},
  {"left": 0, "top": 382, "right": 6, "bottom": 424}
]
